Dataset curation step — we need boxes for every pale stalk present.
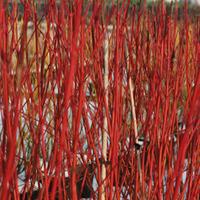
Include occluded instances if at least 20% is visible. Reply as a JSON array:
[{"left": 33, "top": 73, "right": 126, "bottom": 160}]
[
  {"left": 101, "top": 31, "right": 109, "bottom": 200},
  {"left": 125, "top": 42, "right": 143, "bottom": 189}
]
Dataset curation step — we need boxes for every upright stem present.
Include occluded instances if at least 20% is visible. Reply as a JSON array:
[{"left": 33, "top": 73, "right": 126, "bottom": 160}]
[
  {"left": 125, "top": 42, "right": 138, "bottom": 140},
  {"left": 129, "top": 78, "right": 138, "bottom": 139},
  {"left": 129, "top": 77, "right": 142, "bottom": 184},
  {"left": 101, "top": 31, "right": 109, "bottom": 200},
  {"left": 126, "top": 41, "right": 143, "bottom": 191}
]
